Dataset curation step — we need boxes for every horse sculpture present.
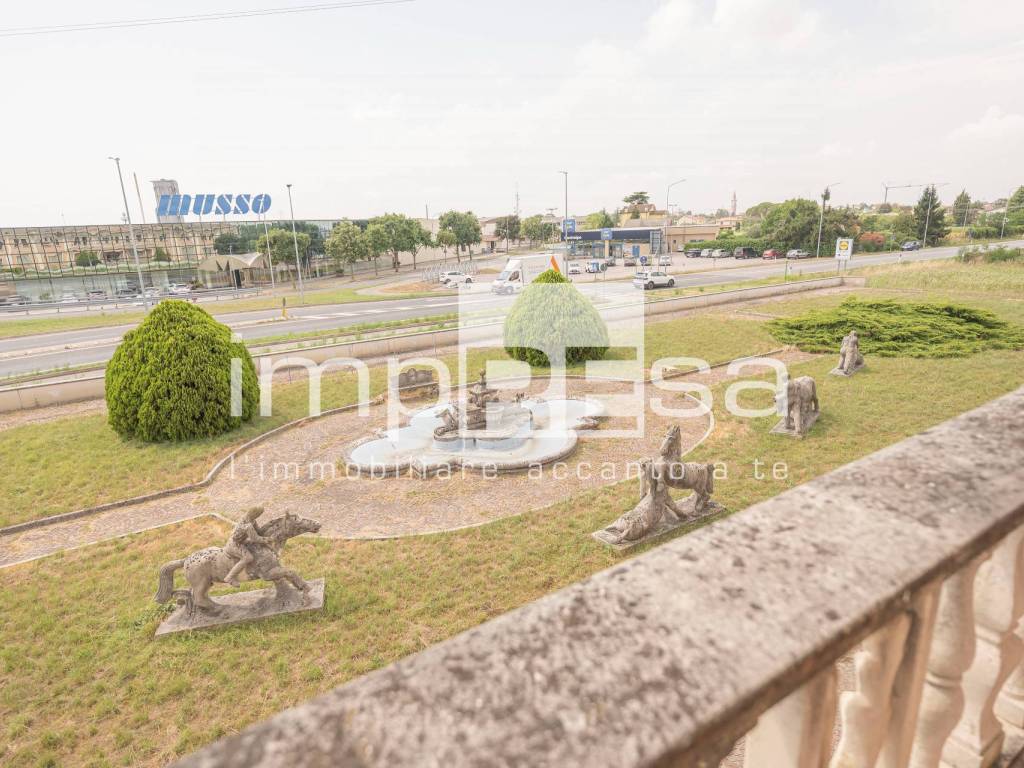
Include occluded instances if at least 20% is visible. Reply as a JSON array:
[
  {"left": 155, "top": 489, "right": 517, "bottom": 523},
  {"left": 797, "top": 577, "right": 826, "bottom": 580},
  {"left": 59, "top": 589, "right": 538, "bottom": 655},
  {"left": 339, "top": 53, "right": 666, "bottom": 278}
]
[
  {"left": 775, "top": 376, "right": 819, "bottom": 436},
  {"left": 155, "top": 512, "right": 321, "bottom": 615},
  {"left": 601, "top": 425, "right": 717, "bottom": 545}
]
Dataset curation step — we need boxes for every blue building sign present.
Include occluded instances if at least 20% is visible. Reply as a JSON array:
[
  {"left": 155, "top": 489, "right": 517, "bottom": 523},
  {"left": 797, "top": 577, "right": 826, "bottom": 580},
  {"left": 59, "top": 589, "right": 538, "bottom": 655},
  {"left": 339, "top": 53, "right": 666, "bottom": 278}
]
[
  {"left": 600, "top": 228, "right": 613, "bottom": 240},
  {"left": 157, "top": 193, "right": 272, "bottom": 218},
  {"left": 562, "top": 218, "right": 576, "bottom": 237}
]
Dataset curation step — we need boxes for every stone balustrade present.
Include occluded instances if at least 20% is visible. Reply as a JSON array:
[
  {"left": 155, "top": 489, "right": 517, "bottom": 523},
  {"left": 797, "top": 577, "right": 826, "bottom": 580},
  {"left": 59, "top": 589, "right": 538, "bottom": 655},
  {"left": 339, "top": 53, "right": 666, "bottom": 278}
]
[{"left": 176, "top": 386, "right": 1024, "bottom": 768}]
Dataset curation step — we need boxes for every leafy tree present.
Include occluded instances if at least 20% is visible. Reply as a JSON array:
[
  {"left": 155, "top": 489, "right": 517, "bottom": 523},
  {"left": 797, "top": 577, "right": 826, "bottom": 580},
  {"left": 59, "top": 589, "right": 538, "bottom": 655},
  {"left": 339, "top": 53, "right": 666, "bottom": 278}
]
[
  {"left": 744, "top": 202, "right": 776, "bottom": 220},
  {"left": 1007, "top": 186, "right": 1024, "bottom": 230},
  {"left": 213, "top": 232, "right": 242, "bottom": 255},
  {"left": 878, "top": 202, "right": 893, "bottom": 214},
  {"left": 584, "top": 209, "right": 616, "bottom": 230},
  {"left": 438, "top": 210, "right": 482, "bottom": 260},
  {"left": 622, "top": 191, "right": 650, "bottom": 206},
  {"left": 363, "top": 222, "right": 388, "bottom": 275},
  {"left": 75, "top": 250, "right": 100, "bottom": 267},
  {"left": 891, "top": 211, "right": 918, "bottom": 243},
  {"left": 715, "top": 208, "right": 731, "bottom": 219},
  {"left": 105, "top": 300, "right": 258, "bottom": 442},
  {"left": 503, "top": 269, "right": 609, "bottom": 368},
  {"left": 152, "top": 247, "right": 171, "bottom": 263},
  {"left": 914, "top": 186, "right": 949, "bottom": 245},
  {"left": 820, "top": 207, "right": 862, "bottom": 255},
  {"left": 952, "top": 190, "right": 973, "bottom": 227},
  {"left": 325, "top": 221, "right": 368, "bottom": 280},
  {"left": 494, "top": 215, "right": 521, "bottom": 244},
  {"left": 761, "top": 198, "right": 820, "bottom": 251},
  {"left": 521, "top": 215, "right": 545, "bottom": 246},
  {"left": 436, "top": 228, "right": 457, "bottom": 260},
  {"left": 366, "top": 213, "right": 430, "bottom": 271},
  {"left": 256, "top": 227, "right": 311, "bottom": 266}
]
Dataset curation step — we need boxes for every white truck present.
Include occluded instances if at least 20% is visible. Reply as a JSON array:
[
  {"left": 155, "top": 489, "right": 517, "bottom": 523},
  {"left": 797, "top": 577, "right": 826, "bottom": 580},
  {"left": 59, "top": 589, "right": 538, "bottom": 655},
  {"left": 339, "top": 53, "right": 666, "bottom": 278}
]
[{"left": 490, "top": 254, "right": 556, "bottom": 295}]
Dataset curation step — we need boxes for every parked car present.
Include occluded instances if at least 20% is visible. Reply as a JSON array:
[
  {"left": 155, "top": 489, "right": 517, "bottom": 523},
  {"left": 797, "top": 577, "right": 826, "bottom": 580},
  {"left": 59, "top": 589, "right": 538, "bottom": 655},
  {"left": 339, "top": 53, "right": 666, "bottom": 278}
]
[
  {"left": 86, "top": 289, "right": 107, "bottom": 300},
  {"left": 115, "top": 287, "right": 140, "bottom": 299},
  {"left": 761, "top": 249, "right": 782, "bottom": 260},
  {"left": 567, "top": 263, "right": 582, "bottom": 275},
  {"left": 900, "top": 240, "right": 922, "bottom": 251},
  {"left": 143, "top": 287, "right": 161, "bottom": 298},
  {"left": 786, "top": 249, "right": 812, "bottom": 259},
  {"left": 685, "top": 249, "right": 702, "bottom": 258},
  {"left": 733, "top": 247, "right": 759, "bottom": 260},
  {"left": 699, "top": 248, "right": 713, "bottom": 258},
  {"left": 632, "top": 270, "right": 675, "bottom": 290},
  {"left": 585, "top": 260, "right": 606, "bottom": 274},
  {"left": 0, "top": 294, "right": 32, "bottom": 306},
  {"left": 711, "top": 249, "right": 729, "bottom": 259},
  {"left": 166, "top": 283, "right": 192, "bottom": 295},
  {"left": 59, "top": 292, "right": 80, "bottom": 304},
  {"left": 623, "top": 256, "right": 637, "bottom": 267},
  {"left": 439, "top": 270, "right": 472, "bottom": 284},
  {"left": 657, "top": 255, "right": 672, "bottom": 266}
]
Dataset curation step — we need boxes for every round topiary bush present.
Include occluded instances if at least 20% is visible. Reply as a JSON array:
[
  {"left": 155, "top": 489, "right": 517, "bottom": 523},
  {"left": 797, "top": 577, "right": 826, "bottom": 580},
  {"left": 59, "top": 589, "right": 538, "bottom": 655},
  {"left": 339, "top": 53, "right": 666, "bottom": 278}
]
[
  {"left": 767, "top": 297, "right": 1024, "bottom": 358},
  {"left": 106, "top": 300, "right": 259, "bottom": 442},
  {"left": 503, "top": 268, "right": 609, "bottom": 367}
]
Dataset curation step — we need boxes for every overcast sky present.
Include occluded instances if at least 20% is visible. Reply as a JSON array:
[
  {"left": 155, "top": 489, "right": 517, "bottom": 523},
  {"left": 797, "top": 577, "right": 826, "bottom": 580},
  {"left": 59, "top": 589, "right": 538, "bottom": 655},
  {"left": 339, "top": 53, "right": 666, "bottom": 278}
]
[{"left": 3, "top": 0, "right": 1023, "bottom": 225}]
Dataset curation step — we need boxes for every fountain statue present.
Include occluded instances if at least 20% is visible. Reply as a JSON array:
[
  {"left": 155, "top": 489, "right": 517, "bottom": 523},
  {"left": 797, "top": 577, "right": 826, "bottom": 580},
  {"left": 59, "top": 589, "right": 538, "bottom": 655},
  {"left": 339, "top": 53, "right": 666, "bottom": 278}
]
[{"left": 346, "top": 371, "right": 605, "bottom": 477}]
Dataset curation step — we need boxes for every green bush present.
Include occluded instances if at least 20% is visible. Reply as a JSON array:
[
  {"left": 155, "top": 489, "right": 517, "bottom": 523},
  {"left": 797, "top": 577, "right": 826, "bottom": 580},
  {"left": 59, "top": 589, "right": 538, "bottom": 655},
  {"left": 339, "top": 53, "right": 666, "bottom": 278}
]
[
  {"left": 75, "top": 251, "right": 100, "bottom": 267},
  {"left": 768, "top": 298, "right": 1024, "bottom": 358},
  {"left": 503, "top": 269, "right": 609, "bottom": 367},
  {"left": 958, "top": 246, "right": 1023, "bottom": 264},
  {"left": 106, "top": 301, "right": 259, "bottom": 442}
]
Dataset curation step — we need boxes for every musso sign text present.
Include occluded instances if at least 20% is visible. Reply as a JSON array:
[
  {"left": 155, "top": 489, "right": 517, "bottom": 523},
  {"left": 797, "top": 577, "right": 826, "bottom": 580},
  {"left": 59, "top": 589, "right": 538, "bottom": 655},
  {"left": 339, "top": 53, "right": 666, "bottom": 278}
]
[{"left": 157, "top": 193, "right": 272, "bottom": 217}]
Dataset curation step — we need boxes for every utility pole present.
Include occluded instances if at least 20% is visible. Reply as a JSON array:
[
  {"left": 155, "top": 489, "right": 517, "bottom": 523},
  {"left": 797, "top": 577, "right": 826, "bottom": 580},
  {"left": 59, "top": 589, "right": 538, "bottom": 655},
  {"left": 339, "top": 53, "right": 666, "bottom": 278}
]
[
  {"left": 920, "top": 183, "right": 949, "bottom": 247},
  {"left": 109, "top": 156, "right": 149, "bottom": 309},
  {"left": 666, "top": 179, "right": 686, "bottom": 253},
  {"left": 286, "top": 184, "right": 305, "bottom": 302},
  {"left": 133, "top": 172, "right": 147, "bottom": 226},
  {"left": 816, "top": 182, "right": 841, "bottom": 259}
]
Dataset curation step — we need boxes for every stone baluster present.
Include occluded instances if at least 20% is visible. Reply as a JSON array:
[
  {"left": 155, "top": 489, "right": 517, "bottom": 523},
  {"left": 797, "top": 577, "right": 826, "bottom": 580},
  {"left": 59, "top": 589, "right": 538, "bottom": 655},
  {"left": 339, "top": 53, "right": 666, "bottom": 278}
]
[
  {"left": 908, "top": 555, "right": 987, "bottom": 768},
  {"left": 743, "top": 666, "right": 837, "bottom": 768},
  {"left": 830, "top": 613, "right": 912, "bottom": 767},
  {"left": 995, "top": 660, "right": 1024, "bottom": 728},
  {"left": 943, "top": 528, "right": 1024, "bottom": 767}
]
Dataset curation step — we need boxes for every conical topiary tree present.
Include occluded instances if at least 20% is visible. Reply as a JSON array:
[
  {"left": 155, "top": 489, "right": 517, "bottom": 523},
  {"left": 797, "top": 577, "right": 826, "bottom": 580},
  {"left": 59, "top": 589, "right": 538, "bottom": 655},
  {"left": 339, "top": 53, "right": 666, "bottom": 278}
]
[
  {"left": 105, "top": 300, "right": 259, "bottom": 442},
  {"left": 503, "top": 268, "right": 609, "bottom": 367}
]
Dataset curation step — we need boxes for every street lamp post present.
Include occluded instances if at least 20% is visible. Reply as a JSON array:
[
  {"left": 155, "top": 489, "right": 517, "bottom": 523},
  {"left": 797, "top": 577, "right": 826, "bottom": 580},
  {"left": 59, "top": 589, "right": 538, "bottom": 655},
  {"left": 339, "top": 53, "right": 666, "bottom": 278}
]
[
  {"left": 558, "top": 170, "right": 568, "bottom": 272},
  {"left": 286, "top": 184, "right": 305, "bottom": 303},
  {"left": 815, "top": 182, "right": 841, "bottom": 259},
  {"left": 666, "top": 178, "right": 686, "bottom": 252},
  {"left": 109, "top": 156, "right": 149, "bottom": 309}
]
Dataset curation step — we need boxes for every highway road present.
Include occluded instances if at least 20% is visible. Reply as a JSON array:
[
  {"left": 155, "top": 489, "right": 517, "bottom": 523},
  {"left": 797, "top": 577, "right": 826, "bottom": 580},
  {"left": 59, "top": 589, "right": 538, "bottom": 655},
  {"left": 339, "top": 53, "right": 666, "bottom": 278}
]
[{"left": 0, "top": 242, "right": 1007, "bottom": 379}]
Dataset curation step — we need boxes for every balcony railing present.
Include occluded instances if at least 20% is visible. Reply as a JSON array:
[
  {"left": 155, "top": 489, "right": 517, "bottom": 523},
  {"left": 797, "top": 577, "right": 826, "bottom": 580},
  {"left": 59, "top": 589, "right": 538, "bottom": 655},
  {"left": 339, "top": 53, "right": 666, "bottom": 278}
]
[{"left": 176, "top": 386, "right": 1024, "bottom": 768}]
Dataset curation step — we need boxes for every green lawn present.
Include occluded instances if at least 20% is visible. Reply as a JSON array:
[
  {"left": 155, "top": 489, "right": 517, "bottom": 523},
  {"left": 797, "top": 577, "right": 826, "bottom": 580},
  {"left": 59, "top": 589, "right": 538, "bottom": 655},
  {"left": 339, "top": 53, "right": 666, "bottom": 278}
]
[
  {"left": 0, "top": 312, "right": 776, "bottom": 529},
  {"left": 0, "top": 286, "right": 451, "bottom": 341},
  {"left": 3, "top": 349, "right": 1023, "bottom": 767}
]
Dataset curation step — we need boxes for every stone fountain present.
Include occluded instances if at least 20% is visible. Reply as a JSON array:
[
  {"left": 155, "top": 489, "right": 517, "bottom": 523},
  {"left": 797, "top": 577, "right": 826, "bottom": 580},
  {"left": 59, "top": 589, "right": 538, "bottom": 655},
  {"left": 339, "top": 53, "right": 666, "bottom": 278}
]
[{"left": 346, "top": 370, "right": 604, "bottom": 477}]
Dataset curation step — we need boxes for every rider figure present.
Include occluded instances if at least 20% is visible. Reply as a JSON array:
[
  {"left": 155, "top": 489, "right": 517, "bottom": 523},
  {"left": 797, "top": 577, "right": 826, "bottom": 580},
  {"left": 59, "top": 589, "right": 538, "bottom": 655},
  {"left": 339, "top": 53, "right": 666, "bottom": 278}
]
[{"left": 224, "top": 507, "right": 273, "bottom": 588}]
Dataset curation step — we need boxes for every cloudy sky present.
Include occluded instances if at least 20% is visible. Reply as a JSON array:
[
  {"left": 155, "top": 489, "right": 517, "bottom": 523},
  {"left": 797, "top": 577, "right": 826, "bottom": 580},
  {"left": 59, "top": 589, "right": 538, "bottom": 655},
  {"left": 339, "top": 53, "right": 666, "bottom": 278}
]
[{"left": 2, "top": 0, "right": 1023, "bottom": 225}]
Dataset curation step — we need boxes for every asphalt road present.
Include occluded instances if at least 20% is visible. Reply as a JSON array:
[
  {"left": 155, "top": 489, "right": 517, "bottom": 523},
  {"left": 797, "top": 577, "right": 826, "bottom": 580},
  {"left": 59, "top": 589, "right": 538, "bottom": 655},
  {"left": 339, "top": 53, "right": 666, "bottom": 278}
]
[{"left": 0, "top": 241, "right": 1008, "bottom": 379}]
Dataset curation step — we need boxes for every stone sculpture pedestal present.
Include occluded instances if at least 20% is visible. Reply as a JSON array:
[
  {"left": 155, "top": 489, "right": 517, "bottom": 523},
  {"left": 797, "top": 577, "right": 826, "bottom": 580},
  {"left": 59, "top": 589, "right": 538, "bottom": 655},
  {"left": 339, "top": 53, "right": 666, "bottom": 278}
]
[
  {"left": 592, "top": 497, "right": 724, "bottom": 552},
  {"left": 156, "top": 578, "right": 325, "bottom": 638},
  {"left": 829, "top": 360, "right": 865, "bottom": 377},
  {"left": 770, "top": 410, "right": 819, "bottom": 438}
]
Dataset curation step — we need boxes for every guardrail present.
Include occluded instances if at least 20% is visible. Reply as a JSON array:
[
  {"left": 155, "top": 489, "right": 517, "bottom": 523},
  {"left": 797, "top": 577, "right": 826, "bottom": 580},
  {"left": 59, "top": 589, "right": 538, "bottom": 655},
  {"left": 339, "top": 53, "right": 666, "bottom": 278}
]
[
  {"left": 0, "top": 286, "right": 263, "bottom": 314},
  {"left": 0, "top": 275, "right": 848, "bottom": 414},
  {"left": 175, "top": 387, "right": 1024, "bottom": 767}
]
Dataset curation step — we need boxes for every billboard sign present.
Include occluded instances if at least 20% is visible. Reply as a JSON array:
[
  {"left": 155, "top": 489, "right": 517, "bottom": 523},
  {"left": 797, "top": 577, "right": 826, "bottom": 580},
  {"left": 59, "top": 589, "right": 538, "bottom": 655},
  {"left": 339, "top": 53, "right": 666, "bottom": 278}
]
[
  {"left": 157, "top": 193, "right": 272, "bottom": 218},
  {"left": 600, "top": 228, "right": 613, "bottom": 240},
  {"left": 562, "top": 218, "right": 576, "bottom": 237},
  {"left": 835, "top": 237, "right": 854, "bottom": 261}
]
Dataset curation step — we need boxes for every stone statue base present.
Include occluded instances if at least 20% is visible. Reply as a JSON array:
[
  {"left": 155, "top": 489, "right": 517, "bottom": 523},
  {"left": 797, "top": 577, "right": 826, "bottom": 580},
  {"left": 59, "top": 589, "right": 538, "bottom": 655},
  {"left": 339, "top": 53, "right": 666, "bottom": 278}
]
[
  {"left": 591, "top": 498, "right": 724, "bottom": 552},
  {"left": 829, "top": 361, "right": 865, "bottom": 377},
  {"left": 155, "top": 578, "right": 325, "bottom": 637},
  {"left": 770, "top": 410, "right": 820, "bottom": 438}
]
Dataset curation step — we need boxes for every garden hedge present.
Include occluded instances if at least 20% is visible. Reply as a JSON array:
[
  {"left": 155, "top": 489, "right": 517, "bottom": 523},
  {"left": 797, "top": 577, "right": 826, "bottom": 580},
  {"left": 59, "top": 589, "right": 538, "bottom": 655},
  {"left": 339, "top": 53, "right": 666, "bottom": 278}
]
[{"left": 106, "top": 300, "right": 259, "bottom": 442}]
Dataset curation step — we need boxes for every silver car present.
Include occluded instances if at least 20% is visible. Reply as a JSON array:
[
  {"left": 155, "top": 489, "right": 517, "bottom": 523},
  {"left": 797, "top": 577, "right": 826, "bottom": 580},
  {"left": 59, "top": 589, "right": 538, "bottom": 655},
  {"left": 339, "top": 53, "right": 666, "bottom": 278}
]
[{"left": 632, "top": 270, "right": 676, "bottom": 290}]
